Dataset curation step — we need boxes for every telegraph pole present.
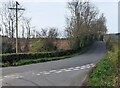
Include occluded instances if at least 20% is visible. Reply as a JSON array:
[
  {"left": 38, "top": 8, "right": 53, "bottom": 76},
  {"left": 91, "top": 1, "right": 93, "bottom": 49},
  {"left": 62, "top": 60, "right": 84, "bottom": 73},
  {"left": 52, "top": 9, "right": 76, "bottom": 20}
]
[{"left": 9, "top": 1, "right": 25, "bottom": 53}]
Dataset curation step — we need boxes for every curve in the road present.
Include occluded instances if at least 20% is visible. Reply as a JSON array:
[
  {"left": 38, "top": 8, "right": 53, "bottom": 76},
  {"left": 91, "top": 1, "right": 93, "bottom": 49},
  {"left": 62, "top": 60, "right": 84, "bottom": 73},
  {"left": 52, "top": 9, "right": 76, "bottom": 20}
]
[{"left": 2, "top": 41, "right": 105, "bottom": 76}]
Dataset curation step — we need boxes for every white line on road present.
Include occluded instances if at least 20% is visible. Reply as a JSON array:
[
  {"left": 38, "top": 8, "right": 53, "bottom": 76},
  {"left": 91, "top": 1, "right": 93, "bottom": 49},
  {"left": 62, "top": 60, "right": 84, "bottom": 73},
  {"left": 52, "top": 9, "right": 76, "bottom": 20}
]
[
  {"left": 81, "top": 65, "right": 86, "bottom": 68},
  {"left": 73, "top": 68, "right": 80, "bottom": 71},
  {"left": 60, "top": 69, "right": 67, "bottom": 71},
  {"left": 86, "top": 66, "right": 91, "bottom": 68},
  {"left": 4, "top": 76, "right": 9, "bottom": 78},
  {"left": 80, "top": 67, "right": 85, "bottom": 69},
  {"left": 64, "top": 69, "right": 72, "bottom": 72},
  {"left": 54, "top": 70, "right": 62, "bottom": 73},
  {"left": 19, "top": 76, "right": 23, "bottom": 78},
  {"left": 36, "top": 74, "right": 40, "bottom": 76},
  {"left": 42, "top": 72, "right": 51, "bottom": 75},
  {"left": 2, "top": 63, "right": 95, "bottom": 81},
  {"left": 15, "top": 77, "right": 19, "bottom": 79},
  {"left": 68, "top": 67, "right": 74, "bottom": 70},
  {"left": 49, "top": 70, "right": 57, "bottom": 73},
  {"left": 75, "top": 67, "right": 81, "bottom": 69},
  {"left": 32, "top": 73, "right": 35, "bottom": 75}
]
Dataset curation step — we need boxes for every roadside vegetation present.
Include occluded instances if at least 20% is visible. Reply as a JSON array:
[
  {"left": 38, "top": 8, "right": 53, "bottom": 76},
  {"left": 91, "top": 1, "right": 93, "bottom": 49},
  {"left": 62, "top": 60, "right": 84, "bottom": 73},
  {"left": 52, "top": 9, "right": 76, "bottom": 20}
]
[
  {"left": 88, "top": 37, "right": 119, "bottom": 87},
  {"left": 1, "top": 45, "right": 90, "bottom": 67}
]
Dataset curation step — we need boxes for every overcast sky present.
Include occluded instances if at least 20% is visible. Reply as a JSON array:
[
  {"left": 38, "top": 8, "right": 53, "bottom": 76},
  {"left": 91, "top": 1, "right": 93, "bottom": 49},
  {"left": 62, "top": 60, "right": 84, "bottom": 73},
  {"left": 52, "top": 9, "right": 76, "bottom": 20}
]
[{"left": 0, "top": 0, "right": 119, "bottom": 37}]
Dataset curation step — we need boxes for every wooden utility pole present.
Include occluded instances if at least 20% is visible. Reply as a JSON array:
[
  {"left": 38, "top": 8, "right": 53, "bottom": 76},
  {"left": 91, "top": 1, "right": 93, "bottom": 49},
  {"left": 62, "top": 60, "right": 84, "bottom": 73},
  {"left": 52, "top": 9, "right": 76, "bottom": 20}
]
[{"left": 9, "top": 1, "right": 25, "bottom": 53}]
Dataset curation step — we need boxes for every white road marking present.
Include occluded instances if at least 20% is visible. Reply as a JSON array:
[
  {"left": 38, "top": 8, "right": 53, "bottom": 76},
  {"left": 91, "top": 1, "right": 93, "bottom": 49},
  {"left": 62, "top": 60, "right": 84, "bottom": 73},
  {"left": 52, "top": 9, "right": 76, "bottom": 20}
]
[
  {"left": 73, "top": 68, "right": 80, "bottom": 71},
  {"left": 4, "top": 76, "right": 9, "bottom": 78},
  {"left": 43, "top": 72, "right": 50, "bottom": 75},
  {"left": 64, "top": 69, "right": 72, "bottom": 72},
  {"left": 80, "top": 67, "right": 85, "bottom": 69},
  {"left": 60, "top": 69, "right": 67, "bottom": 71},
  {"left": 36, "top": 74, "right": 40, "bottom": 76},
  {"left": 86, "top": 65, "right": 91, "bottom": 68},
  {"left": 19, "top": 76, "right": 23, "bottom": 78},
  {"left": 15, "top": 77, "right": 19, "bottom": 79},
  {"left": 86, "top": 64, "right": 90, "bottom": 66},
  {"left": 1, "top": 63, "right": 95, "bottom": 80},
  {"left": 75, "top": 66, "right": 81, "bottom": 69},
  {"left": 91, "top": 64, "right": 95, "bottom": 67},
  {"left": 81, "top": 65, "right": 86, "bottom": 68},
  {"left": 49, "top": 70, "right": 57, "bottom": 73},
  {"left": 68, "top": 67, "right": 74, "bottom": 70},
  {"left": 32, "top": 73, "right": 35, "bottom": 75},
  {"left": 39, "top": 72, "right": 43, "bottom": 74},
  {"left": 55, "top": 71, "right": 62, "bottom": 73}
]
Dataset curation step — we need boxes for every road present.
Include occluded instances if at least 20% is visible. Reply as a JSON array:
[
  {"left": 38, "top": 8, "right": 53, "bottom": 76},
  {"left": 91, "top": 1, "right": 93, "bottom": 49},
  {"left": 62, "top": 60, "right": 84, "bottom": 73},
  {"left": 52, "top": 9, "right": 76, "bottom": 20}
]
[{"left": 1, "top": 41, "right": 105, "bottom": 86}]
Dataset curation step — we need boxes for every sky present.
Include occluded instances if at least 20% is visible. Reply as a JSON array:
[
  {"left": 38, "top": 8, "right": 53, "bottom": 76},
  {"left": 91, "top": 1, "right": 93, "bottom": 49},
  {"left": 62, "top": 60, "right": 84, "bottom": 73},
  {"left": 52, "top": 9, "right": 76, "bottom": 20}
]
[{"left": 0, "top": 0, "right": 119, "bottom": 37}]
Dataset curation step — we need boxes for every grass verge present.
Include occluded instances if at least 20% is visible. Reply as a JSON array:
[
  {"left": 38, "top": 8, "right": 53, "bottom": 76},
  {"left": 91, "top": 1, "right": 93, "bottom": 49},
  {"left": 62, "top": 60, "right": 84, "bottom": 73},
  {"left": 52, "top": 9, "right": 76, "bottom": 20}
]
[{"left": 88, "top": 40, "right": 119, "bottom": 87}]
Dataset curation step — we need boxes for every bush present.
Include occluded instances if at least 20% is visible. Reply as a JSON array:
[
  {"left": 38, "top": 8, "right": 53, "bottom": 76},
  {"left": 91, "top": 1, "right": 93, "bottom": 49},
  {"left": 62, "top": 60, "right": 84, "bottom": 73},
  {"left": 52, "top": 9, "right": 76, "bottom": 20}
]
[
  {"left": 30, "top": 39, "right": 45, "bottom": 52},
  {"left": 30, "top": 39, "right": 57, "bottom": 52},
  {"left": 2, "top": 42, "right": 13, "bottom": 53},
  {"left": 106, "top": 37, "right": 115, "bottom": 52},
  {"left": 1, "top": 49, "right": 77, "bottom": 66}
]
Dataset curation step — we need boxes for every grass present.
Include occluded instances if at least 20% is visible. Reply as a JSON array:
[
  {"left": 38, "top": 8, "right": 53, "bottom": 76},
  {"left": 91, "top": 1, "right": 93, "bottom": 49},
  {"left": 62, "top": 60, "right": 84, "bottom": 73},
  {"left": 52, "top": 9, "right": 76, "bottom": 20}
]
[
  {"left": 88, "top": 40, "right": 119, "bottom": 87},
  {"left": 2, "top": 45, "right": 90, "bottom": 67}
]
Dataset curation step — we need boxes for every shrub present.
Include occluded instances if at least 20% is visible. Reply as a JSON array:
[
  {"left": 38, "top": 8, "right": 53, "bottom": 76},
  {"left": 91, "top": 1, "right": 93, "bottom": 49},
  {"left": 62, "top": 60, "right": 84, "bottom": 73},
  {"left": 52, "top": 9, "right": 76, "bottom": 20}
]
[
  {"left": 106, "top": 37, "right": 115, "bottom": 52},
  {"left": 30, "top": 39, "right": 57, "bottom": 52},
  {"left": 30, "top": 39, "right": 45, "bottom": 52},
  {"left": 2, "top": 42, "right": 13, "bottom": 53},
  {"left": 1, "top": 49, "right": 77, "bottom": 66}
]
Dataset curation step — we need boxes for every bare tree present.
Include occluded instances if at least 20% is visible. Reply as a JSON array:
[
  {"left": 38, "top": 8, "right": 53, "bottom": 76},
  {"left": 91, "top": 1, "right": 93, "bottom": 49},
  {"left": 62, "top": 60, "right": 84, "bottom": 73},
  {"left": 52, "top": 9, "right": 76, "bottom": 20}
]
[
  {"left": 21, "top": 17, "right": 32, "bottom": 52},
  {"left": 65, "top": 0, "right": 105, "bottom": 50},
  {"left": 41, "top": 28, "right": 47, "bottom": 38},
  {"left": 21, "top": 20, "right": 25, "bottom": 38},
  {"left": 0, "top": 0, "right": 24, "bottom": 38},
  {"left": 97, "top": 13, "right": 107, "bottom": 34}
]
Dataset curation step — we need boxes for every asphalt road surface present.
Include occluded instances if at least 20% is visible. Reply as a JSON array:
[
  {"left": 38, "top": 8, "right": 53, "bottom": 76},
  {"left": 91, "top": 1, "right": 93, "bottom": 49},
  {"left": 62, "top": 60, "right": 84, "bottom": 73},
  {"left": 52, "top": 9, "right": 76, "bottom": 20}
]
[{"left": 1, "top": 41, "right": 105, "bottom": 86}]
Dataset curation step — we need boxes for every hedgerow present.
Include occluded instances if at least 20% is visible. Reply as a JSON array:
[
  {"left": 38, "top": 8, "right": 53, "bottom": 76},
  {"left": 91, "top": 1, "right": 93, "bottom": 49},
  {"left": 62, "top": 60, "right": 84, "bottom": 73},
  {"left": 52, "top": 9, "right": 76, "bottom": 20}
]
[{"left": 1, "top": 49, "right": 78, "bottom": 66}]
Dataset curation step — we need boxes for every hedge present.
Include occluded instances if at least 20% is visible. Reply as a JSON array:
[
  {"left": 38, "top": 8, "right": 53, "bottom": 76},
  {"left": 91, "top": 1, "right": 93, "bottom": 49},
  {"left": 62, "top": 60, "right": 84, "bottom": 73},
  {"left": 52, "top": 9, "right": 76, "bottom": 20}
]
[{"left": 0, "top": 49, "right": 78, "bottom": 65}]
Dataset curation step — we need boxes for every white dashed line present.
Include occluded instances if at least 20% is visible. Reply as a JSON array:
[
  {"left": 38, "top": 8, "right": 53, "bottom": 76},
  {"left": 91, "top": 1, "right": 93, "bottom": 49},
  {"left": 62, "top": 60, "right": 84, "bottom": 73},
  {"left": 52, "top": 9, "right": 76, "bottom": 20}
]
[
  {"left": 86, "top": 66, "right": 91, "bottom": 68},
  {"left": 68, "top": 68, "right": 74, "bottom": 70},
  {"left": 75, "top": 66, "right": 81, "bottom": 69},
  {"left": 91, "top": 64, "right": 95, "bottom": 67},
  {"left": 60, "top": 69, "right": 67, "bottom": 71},
  {"left": 1, "top": 63, "right": 95, "bottom": 81},
  {"left": 80, "top": 67, "right": 85, "bottom": 69},
  {"left": 81, "top": 65, "right": 86, "bottom": 68},
  {"left": 49, "top": 70, "right": 57, "bottom": 73},
  {"left": 64, "top": 69, "right": 72, "bottom": 72},
  {"left": 19, "top": 76, "right": 23, "bottom": 78},
  {"left": 32, "top": 73, "right": 35, "bottom": 75},
  {"left": 43, "top": 72, "right": 50, "bottom": 75},
  {"left": 36, "top": 74, "right": 40, "bottom": 76},
  {"left": 4, "top": 76, "right": 9, "bottom": 78},
  {"left": 73, "top": 68, "right": 80, "bottom": 71},
  {"left": 15, "top": 77, "right": 19, "bottom": 79},
  {"left": 44, "top": 73, "right": 50, "bottom": 75},
  {"left": 55, "top": 71, "right": 62, "bottom": 73}
]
